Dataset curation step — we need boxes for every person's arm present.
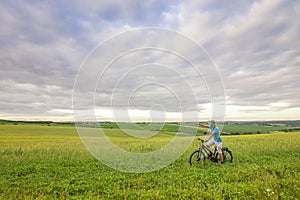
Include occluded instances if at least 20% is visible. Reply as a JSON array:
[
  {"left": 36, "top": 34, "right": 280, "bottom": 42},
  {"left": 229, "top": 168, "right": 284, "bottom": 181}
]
[
  {"left": 204, "top": 131, "right": 216, "bottom": 142},
  {"left": 198, "top": 123, "right": 208, "bottom": 128}
]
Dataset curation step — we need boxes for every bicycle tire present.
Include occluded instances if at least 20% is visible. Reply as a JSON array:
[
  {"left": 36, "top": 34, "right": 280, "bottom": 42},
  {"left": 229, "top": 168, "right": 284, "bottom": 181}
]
[
  {"left": 214, "top": 147, "right": 233, "bottom": 163},
  {"left": 189, "top": 150, "right": 205, "bottom": 166}
]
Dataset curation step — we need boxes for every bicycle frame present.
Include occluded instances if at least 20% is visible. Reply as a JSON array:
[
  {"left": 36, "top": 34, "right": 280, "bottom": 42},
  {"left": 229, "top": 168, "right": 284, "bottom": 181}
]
[{"left": 198, "top": 140, "right": 212, "bottom": 158}]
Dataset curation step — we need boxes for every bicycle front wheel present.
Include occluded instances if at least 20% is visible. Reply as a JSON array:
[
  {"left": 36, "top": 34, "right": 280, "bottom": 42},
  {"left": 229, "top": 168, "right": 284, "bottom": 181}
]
[
  {"left": 214, "top": 148, "right": 233, "bottom": 163},
  {"left": 189, "top": 150, "right": 205, "bottom": 166}
]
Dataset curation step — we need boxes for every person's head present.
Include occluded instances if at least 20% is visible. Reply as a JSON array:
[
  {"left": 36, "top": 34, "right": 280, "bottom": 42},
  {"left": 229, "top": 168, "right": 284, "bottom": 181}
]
[{"left": 209, "top": 120, "right": 216, "bottom": 127}]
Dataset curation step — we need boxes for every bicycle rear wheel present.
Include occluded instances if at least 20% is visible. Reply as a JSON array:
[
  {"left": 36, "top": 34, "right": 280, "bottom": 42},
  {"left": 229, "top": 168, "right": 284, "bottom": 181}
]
[
  {"left": 189, "top": 150, "right": 205, "bottom": 166},
  {"left": 214, "top": 147, "right": 233, "bottom": 163}
]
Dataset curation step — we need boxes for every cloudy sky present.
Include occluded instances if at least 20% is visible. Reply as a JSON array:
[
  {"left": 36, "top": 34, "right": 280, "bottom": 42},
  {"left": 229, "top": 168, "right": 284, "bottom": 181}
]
[{"left": 1, "top": 0, "right": 299, "bottom": 121}]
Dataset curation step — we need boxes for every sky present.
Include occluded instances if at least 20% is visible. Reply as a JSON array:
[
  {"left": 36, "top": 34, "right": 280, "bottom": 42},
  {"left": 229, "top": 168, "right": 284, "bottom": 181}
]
[{"left": 0, "top": 0, "right": 299, "bottom": 122}]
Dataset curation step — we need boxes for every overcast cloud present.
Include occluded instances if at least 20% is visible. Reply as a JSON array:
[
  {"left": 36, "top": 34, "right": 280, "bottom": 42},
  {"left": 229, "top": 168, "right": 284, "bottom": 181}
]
[{"left": 0, "top": 0, "right": 299, "bottom": 121}]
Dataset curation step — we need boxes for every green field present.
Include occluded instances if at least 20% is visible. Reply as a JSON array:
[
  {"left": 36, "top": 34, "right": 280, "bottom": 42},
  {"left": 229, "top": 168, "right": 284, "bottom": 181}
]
[
  {"left": 221, "top": 124, "right": 299, "bottom": 134},
  {"left": 99, "top": 122, "right": 299, "bottom": 135},
  {"left": 0, "top": 124, "right": 299, "bottom": 199}
]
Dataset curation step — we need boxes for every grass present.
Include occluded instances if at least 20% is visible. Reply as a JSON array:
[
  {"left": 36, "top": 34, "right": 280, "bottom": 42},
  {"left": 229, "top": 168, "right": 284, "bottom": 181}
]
[
  {"left": 0, "top": 124, "right": 299, "bottom": 199},
  {"left": 222, "top": 124, "right": 296, "bottom": 134},
  {"left": 99, "top": 122, "right": 203, "bottom": 133},
  {"left": 99, "top": 122, "right": 298, "bottom": 135}
]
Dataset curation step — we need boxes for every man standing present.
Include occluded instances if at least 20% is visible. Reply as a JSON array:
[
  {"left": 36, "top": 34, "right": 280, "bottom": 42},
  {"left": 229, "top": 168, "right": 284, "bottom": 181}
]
[{"left": 199, "top": 120, "right": 224, "bottom": 164}]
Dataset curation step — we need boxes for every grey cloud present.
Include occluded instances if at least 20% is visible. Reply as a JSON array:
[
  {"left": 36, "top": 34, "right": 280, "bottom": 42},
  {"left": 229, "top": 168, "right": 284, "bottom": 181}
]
[
  {"left": 0, "top": 1, "right": 89, "bottom": 117},
  {"left": 0, "top": 0, "right": 299, "bottom": 120},
  {"left": 73, "top": 29, "right": 224, "bottom": 115},
  {"left": 164, "top": 0, "right": 300, "bottom": 116},
  {"left": 184, "top": 0, "right": 299, "bottom": 110},
  {"left": 63, "top": 0, "right": 180, "bottom": 26}
]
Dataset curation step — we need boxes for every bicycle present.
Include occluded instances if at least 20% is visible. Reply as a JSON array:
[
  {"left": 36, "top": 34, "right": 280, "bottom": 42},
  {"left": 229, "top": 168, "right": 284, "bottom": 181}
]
[{"left": 189, "top": 138, "right": 233, "bottom": 165}]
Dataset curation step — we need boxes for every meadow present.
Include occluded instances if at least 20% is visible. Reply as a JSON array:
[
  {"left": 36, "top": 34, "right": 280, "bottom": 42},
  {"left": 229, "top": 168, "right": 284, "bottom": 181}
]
[
  {"left": 99, "top": 122, "right": 298, "bottom": 134},
  {"left": 0, "top": 124, "right": 299, "bottom": 199}
]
